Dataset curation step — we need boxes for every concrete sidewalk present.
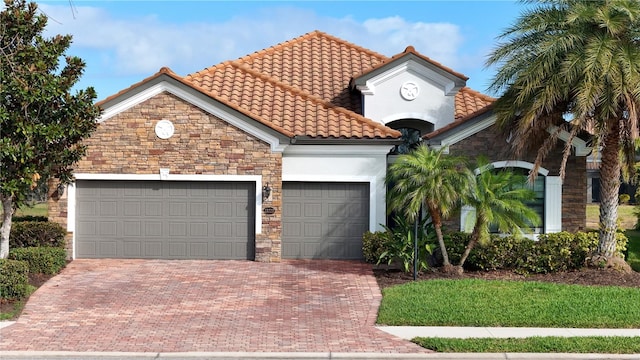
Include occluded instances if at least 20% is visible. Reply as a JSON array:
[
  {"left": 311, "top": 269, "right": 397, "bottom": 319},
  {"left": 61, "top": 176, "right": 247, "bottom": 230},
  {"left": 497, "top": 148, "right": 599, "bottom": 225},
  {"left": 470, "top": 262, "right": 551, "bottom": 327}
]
[
  {"left": 377, "top": 326, "right": 640, "bottom": 339},
  {"left": 0, "top": 351, "right": 639, "bottom": 359}
]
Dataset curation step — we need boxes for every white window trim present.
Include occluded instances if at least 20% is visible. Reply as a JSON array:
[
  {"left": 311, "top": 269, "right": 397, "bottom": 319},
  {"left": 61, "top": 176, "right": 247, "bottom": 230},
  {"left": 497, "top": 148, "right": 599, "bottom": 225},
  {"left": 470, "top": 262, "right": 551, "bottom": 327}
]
[{"left": 69, "top": 173, "right": 265, "bottom": 259}]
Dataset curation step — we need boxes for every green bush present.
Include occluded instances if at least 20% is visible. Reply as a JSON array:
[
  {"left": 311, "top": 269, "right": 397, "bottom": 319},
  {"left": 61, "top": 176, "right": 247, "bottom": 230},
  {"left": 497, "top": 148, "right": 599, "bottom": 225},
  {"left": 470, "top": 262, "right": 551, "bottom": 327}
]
[
  {"left": 12, "top": 215, "right": 49, "bottom": 223},
  {"left": 0, "top": 259, "right": 30, "bottom": 300},
  {"left": 620, "top": 194, "right": 631, "bottom": 204},
  {"left": 441, "top": 231, "right": 628, "bottom": 274},
  {"left": 366, "top": 216, "right": 434, "bottom": 272},
  {"left": 10, "top": 221, "right": 66, "bottom": 248},
  {"left": 9, "top": 247, "right": 67, "bottom": 275},
  {"left": 362, "top": 231, "right": 393, "bottom": 264}
]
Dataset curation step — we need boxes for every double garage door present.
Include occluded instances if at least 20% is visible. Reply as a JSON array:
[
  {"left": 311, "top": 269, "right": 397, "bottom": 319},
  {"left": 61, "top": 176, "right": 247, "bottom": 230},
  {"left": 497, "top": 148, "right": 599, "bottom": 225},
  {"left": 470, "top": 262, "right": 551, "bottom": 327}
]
[
  {"left": 75, "top": 181, "right": 369, "bottom": 260},
  {"left": 75, "top": 181, "right": 255, "bottom": 260}
]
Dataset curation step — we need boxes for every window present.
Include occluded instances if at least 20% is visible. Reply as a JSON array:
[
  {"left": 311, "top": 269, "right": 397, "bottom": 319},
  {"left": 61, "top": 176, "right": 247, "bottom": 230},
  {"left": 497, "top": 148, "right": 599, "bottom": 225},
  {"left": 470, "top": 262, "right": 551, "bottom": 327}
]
[{"left": 488, "top": 167, "right": 545, "bottom": 233}]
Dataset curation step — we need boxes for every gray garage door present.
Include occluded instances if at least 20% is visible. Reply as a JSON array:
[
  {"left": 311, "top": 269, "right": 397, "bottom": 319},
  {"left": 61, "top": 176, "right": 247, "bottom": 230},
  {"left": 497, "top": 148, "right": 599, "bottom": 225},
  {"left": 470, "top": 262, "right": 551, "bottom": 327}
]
[
  {"left": 282, "top": 182, "right": 369, "bottom": 259},
  {"left": 75, "top": 180, "right": 255, "bottom": 260}
]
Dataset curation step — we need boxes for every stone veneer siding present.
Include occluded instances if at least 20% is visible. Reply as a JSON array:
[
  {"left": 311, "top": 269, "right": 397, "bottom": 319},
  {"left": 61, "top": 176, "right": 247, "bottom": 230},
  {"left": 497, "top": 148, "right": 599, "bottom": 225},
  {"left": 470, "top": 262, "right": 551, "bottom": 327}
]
[
  {"left": 445, "top": 123, "right": 587, "bottom": 233},
  {"left": 48, "top": 92, "right": 283, "bottom": 262}
]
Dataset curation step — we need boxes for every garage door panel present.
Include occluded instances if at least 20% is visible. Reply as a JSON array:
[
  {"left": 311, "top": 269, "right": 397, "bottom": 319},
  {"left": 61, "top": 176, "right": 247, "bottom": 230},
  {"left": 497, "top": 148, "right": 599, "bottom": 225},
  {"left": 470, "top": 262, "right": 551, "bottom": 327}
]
[
  {"left": 99, "top": 241, "right": 117, "bottom": 256},
  {"left": 100, "top": 201, "right": 118, "bottom": 216},
  {"left": 190, "top": 203, "right": 208, "bottom": 217},
  {"left": 99, "top": 222, "right": 117, "bottom": 236},
  {"left": 123, "top": 242, "right": 141, "bottom": 256},
  {"left": 123, "top": 221, "right": 141, "bottom": 236},
  {"left": 144, "top": 242, "right": 162, "bottom": 257},
  {"left": 282, "top": 182, "right": 369, "bottom": 260},
  {"left": 76, "top": 180, "right": 255, "bottom": 260}
]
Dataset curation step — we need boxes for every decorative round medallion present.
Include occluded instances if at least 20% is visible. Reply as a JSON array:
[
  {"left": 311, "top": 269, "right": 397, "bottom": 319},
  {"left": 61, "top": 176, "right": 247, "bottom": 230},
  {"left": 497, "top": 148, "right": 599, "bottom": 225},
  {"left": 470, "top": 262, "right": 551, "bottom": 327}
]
[
  {"left": 400, "top": 81, "right": 420, "bottom": 101},
  {"left": 155, "top": 120, "right": 175, "bottom": 139}
]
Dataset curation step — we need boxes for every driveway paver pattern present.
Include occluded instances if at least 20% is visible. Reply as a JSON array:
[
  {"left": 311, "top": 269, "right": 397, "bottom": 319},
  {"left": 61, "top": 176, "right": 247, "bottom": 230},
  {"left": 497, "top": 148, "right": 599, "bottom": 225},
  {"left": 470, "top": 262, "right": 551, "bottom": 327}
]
[{"left": 0, "top": 259, "right": 426, "bottom": 353}]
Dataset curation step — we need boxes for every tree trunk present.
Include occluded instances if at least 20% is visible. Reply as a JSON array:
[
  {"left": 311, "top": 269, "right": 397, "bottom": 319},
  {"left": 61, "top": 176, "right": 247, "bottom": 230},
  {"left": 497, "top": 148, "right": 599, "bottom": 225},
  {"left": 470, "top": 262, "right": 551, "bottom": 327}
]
[
  {"left": 597, "top": 120, "right": 621, "bottom": 259},
  {"left": 0, "top": 195, "right": 14, "bottom": 259},
  {"left": 428, "top": 206, "right": 450, "bottom": 266},
  {"left": 459, "top": 220, "right": 483, "bottom": 268}
]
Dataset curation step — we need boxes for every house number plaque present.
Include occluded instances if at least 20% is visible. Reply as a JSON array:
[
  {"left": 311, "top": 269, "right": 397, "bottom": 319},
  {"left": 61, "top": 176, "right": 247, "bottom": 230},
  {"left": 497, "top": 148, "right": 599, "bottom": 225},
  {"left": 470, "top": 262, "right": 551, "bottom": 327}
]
[{"left": 263, "top": 207, "right": 276, "bottom": 214}]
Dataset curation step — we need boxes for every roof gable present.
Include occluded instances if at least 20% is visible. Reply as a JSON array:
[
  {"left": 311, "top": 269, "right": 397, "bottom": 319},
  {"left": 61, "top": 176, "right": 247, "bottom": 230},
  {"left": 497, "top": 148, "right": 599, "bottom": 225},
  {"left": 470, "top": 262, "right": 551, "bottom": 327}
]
[
  {"left": 96, "top": 67, "right": 291, "bottom": 152},
  {"left": 351, "top": 46, "right": 468, "bottom": 96}
]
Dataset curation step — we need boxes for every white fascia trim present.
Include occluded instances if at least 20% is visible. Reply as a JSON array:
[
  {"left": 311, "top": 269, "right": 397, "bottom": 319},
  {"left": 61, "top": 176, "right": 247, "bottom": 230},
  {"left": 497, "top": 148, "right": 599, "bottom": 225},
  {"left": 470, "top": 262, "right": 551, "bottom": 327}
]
[
  {"left": 547, "top": 125, "right": 591, "bottom": 156},
  {"left": 69, "top": 173, "right": 264, "bottom": 237},
  {"left": 282, "top": 175, "right": 379, "bottom": 232},
  {"left": 436, "top": 114, "right": 496, "bottom": 151},
  {"left": 356, "top": 59, "right": 461, "bottom": 96},
  {"left": 98, "top": 81, "right": 287, "bottom": 153},
  {"left": 381, "top": 112, "right": 437, "bottom": 125},
  {"left": 283, "top": 144, "right": 392, "bottom": 156}
]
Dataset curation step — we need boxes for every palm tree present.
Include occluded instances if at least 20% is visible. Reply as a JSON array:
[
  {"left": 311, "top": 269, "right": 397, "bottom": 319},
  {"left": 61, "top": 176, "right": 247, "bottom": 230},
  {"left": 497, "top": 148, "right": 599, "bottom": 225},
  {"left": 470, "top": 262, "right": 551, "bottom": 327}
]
[
  {"left": 386, "top": 146, "right": 474, "bottom": 269},
  {"left": 486, "top": 0, "right": 640, "bottom": 268},
  {"left": 459, "top": 160, "right": 541, "bottom": 268}
]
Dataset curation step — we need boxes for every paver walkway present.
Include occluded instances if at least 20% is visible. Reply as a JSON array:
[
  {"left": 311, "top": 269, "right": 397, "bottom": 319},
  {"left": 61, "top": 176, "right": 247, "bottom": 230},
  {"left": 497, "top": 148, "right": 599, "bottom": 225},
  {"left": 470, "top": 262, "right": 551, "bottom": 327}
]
[{"left": 0, "top": 259, "right": 426, "bottom": 353}]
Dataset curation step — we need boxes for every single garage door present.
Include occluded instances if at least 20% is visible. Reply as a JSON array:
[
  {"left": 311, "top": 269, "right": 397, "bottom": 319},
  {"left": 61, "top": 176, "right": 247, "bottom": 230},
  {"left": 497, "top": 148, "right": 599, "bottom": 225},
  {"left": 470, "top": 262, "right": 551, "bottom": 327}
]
[
  {"left": 75, "top": 180, "right": 255, "bottom": 260},
  {"left": 282, "top": 182, "right": 369, "bottom": 259}
]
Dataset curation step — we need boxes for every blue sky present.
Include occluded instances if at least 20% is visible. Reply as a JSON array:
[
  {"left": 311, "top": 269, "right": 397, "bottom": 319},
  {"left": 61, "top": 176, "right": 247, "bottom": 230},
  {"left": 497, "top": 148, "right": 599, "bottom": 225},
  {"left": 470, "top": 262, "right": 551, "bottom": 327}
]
[{"left": 33, "top": 1, "right": 527, "bottom": 101}]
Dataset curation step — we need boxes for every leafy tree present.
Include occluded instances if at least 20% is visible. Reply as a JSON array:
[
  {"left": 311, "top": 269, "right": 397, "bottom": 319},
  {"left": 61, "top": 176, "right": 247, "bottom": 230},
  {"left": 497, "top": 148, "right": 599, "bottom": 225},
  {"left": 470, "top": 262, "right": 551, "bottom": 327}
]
[
  {"left": 386, "top": 146, "right": 474, "bottom": 271},
  {"left": 486, "top": 0, "right": 640, "bottom": 269},
  {"left": 0, "top": 0, "right": 100, "bottom": 258},
  {"left": 459, "top": 159, "right": 541, "bottom": 269}
]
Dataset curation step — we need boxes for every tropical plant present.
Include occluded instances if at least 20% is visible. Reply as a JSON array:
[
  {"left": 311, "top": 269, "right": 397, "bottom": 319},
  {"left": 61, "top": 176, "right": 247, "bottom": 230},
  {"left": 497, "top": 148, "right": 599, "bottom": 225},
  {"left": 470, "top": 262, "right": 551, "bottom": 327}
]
[
  {"left": 0, "top": 0, "right": 101, "bottom": 258},
  {"left": 386, "top": 146, "right": 474, "bottom": 270},
  {"left": 378, "top": 216, "right": 434, "bottom": 273},
  {"left": 486, "top": 0, "right": 640, "bottom": 269},
  {"left": 459, "top": 160, "right": 541, "bottom": 268}
]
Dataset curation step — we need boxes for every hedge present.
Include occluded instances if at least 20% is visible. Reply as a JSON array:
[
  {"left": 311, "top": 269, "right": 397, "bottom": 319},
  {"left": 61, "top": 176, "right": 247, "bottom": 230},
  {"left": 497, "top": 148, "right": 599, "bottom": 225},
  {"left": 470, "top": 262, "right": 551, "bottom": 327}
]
[
  {"left": 9, "top": 221, "right": 66, "bottom": 248},
  {"left": 9, "top": 247, "right": 67, "bottom": 275},
  {"left": 0, "top": 259, "right": 30, "bottom": 300},
  {"left": 441, "top": 231, "right": 629, "bottom": 274}
]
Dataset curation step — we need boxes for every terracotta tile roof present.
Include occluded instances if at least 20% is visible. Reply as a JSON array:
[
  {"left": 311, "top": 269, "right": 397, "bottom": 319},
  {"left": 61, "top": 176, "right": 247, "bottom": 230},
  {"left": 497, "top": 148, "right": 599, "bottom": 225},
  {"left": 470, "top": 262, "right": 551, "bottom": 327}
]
[
  {"left": 186, "top": 60, "right": 398, "bottom": 139},
  {"left": 425, "top": 88, "right": 496, "bottom": 140},
  {"left": 455, "top": 87, "right": 495, "bottom": 121},
  {"left": 101, "top": 31, "right": 495, "bottom": 140},
  {"left": 185, "top": 31, "right": 400, "bottom": 139}
]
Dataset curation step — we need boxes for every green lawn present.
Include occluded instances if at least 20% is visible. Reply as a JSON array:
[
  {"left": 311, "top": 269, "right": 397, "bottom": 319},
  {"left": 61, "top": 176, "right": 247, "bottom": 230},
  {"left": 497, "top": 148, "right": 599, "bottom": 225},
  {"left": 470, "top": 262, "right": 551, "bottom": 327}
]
[
  {"left": 377, "top": 279, "right": 640, "bottom": 328},
  {"left": 413, "top": 337, "right": 640, "bottom": 354},
  {"left": 586, "top": 204, "right": 636, "bottom": 229},
  {"left": 625, "top": 229, "right": 640, "bottom": 272},
  {"left": 0, "top": 202, "right": 48, "bottom": 218}
]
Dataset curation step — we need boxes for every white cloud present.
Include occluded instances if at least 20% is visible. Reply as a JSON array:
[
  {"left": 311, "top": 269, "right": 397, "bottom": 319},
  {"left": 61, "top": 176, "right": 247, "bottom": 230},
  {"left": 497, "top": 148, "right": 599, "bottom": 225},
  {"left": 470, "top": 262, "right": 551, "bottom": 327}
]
[{"left": 38, "top": 4, "right": 466, "bottom": 75}]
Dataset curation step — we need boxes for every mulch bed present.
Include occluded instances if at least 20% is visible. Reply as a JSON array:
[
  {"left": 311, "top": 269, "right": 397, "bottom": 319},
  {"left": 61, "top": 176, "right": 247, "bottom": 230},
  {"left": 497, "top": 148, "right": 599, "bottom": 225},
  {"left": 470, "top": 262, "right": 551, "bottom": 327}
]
[{"left": 374, "top": 267, "right": 640, "bottom": 289}]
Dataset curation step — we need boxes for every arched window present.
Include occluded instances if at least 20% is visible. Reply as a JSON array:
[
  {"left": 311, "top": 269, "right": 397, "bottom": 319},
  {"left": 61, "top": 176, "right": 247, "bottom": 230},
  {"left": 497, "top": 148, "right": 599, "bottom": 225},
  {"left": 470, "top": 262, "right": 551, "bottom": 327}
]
[
  {"left": 462, "top": 160, "right": 561, "bottom": 236},
  {"left": 488, "top": 167, "right": 545, "bottom": 234}
]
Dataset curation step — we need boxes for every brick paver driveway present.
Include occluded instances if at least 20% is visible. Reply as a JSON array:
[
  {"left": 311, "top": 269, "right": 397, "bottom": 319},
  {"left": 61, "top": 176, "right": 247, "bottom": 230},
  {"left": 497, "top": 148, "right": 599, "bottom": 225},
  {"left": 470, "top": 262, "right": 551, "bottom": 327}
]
[{"left": 0, "top": 259, "right": 426, "bottom": 353}]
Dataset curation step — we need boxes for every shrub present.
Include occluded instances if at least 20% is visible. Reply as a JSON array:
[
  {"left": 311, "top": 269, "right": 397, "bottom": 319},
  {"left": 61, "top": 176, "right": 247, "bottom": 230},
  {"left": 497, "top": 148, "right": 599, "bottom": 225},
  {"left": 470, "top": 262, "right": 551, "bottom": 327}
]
[
  {"left": 0, "top": 259, "right": 29, "bottom": 300},
  {"left": 371, "top": 216, "right": 434, "bottom": 272},
  {"left": 9, "top": 247, "right": 67, "bottom": 275},
  {"left": 620, "top": 194, "right": 631, "bottom": 204},
  {"left": 362, "top": 231, "right": 393, "bottom": 264},
  {"left": 12, "top": 215, "right": 49, "bottom": 223},
  {"left": 441, "top": 230, "right": 629, "bottom": 274},
  {"left": 472, "top": 235, "right": 534, "bottom": 272},
  {"left": 10, "top": 221, "right": 66, "bottom": 248}
]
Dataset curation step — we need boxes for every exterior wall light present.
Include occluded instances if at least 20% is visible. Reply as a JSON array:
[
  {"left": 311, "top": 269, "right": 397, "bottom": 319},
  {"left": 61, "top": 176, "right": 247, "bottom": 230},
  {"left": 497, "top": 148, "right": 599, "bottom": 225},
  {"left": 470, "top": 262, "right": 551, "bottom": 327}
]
[{"left": 262, "top": 183, "right": 272, "bottom": 201}]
